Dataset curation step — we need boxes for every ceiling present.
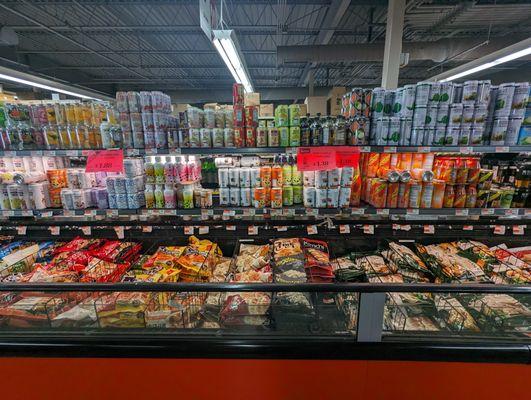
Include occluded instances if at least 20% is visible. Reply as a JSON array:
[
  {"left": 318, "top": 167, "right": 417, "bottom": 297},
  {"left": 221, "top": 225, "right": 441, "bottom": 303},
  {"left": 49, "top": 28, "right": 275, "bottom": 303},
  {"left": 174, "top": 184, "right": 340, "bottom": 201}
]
[{"left": 0, "top": 0, "right": 530, "bottom": 101}]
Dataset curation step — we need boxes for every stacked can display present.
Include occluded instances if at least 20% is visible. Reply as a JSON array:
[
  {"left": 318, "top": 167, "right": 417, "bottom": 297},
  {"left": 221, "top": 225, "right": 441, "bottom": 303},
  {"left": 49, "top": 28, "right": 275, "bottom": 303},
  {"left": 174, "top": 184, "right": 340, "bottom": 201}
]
[
  {"left": 104, "top": 159, "right": 144, "bottom": 210},
  {"left": 274, "top": 104, "right": 301, "bottom": 147},
  {"left": 185, "top": 105, "right": 234, "bottom": 148},
  {"left": 515, "top": 100, "right": 531, "bottom": 145},
  {"left": 116, "top": 91, "right": 176, "bottom": 149},
  {"left": 302, "top": 166, "right": 354, "bottom": 209},
  {"left": 0, "top": 101, "right": 116, "bottom": 150},
  {"left": 143, "top": 156, "right": 206, "bottom": 209},
  {"left": 341, "top": 88, "right": 372, "bottom": 145}
]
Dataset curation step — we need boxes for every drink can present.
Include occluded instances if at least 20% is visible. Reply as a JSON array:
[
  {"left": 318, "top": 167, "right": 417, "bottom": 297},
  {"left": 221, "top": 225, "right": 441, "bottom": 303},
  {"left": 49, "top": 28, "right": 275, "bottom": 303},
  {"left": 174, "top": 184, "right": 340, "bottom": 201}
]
[
  {"left": 228, "top": 168, "right": 240, "bottom": 187},
  {"left": 371, "top": 87, "right": 385, "bottom": 118},
  {"left": 327, "top": 187, "right": 339, "bottom": 208},
  {"left": 422, "top": 128, "right": 434, "bottom": 146},
  {"left": 271, "top": 187, "right": 283, "bottom": 208},
  {"left": 457, "top": 127, "right": 470, "bottom": 145},
  {"left": 256, "top": 127, "right": 268, "bottom": 147},
  {"left": 212, "top": 128, "right": 224, "bottom": 147},
  {"left": 399, "top": 84, "right": 415, "bottom": 117},
  {"left": 253, "top": 187, "right": 266, "bottom": 208},
  {"left": 349, "top": 88, "right": 363, "bottom": 117},
  {"left": 250, "top": 167, "right": 261, "bottom": 187},
  {"left": 424, "top": 105, "right": 437, "bottom": 128},
  {"left": 200, "top": 128, "right": 212, "bottom": 147},
  {"left": 268, "top": 127, "right": 280, "bottom": 146},
  {"left": 279, "top": 127, "right": 289, "bottom": 147},
  {"left": 292, "top": 165, "right": 302, "bottom": 186},
  {"left": 436, "top": 105, "right": 449, "bottom": 127},
  {"left": 340, "top": 167, "right": 354, "bottom": 187},
  {"left": 461, "top": 80, "right": 478, "bottom": 104},
  {"left": 260, "top": 166, "right": 272, "bottom": 188},
  {"left": 414, "top": 82, "right": 431, "bottom": 107},
  {"left": 409, "top": 128, "right": 423, "bottom": 146},
  {"left": 315, "top": 170, "right": 328, "bottom": 188},
  {"left": 282, "top": 163, "right": 292, "bottom": 186},
  {"left": 303, "top": 171, "right": 316, "bottom": 187},
  {"left": 412, "top": 106, "right": 427, "bottom": 129},
  {"left": 374, "top": 117, "right": 390, "bottom": 145},
  {"left": 189, "top": 128, "right": 201, "bottom": 147},
  {"left": 288, "top": 104, "right": 301, "bottom": 126},
  {"left": 275, "top": 105, "right": 289, "bottom": 127},
  {"left": 362, "top": 89, "right": 373, "bottom": 117},
  {"left": 505, "top": 117, "right": 523, "bottom": 145},
  {"left": 289, "top": 126, "right": 301, "bottom": 147},
  {"left": 477, "top": 80, "right": 491, "bottom": 104},
  {"left": 234, "top": 127, "right": 245, "bottom": 147},
  {"left": 397, "top": 182, "right": 410, "bottom": 208},
  {"left": 229, "top": 187, "right": 240, "bottom": 206},
  {"left": 303, "top": 186, "right": 316, "bottom": 207},
  {"left": 386, "top": 182, "right": 399, "bottom": 208},
  {"left": 370, "top": 179, "right": 388, "bottom": 208},
  {"left": 315, "top": 188, "right": 328, "bottom": 208},
  {"left": 462, "top": 105, "right": 474, "bottom": 124},
  {"left": 293, "top": 185, "right": 303, "bottom": 204},
  {"left": 489, "top": 118, "right": 508, "bottom": 145},
  {"left": 348, "top": 117, "right": 369, "bottom": 145},
  {"left": 432, "top": 127, "right": 446, "bottom": 146},
  {"left": 240, "top": 187, "right": 252, "bottom": 207},
  {"left": 474, "top": 103, "right": 488, "bottom": 126},
  {"left": 245, "top": 127, "right": 256, "bottom": 147},
  {"left": 398, "top": 118, "right": 412, "bottom": 146},
  {"left": 223, "top": 128, "right": 235, "bottom": 147},
  {"left": 219, "top": 187, "right": 230, "bottom": 206},
  {"left": 176, "top": 128, "right": 188, "bottom": 148},
  {"left": 438, "top": 82, "right": 454, "bottom": 105},
  {"left": 510, "top": 82, "right": 529, "bottom": 117},
  {"left": 387, "top": 117, "right": 401, "bottom": 145},
  {"left": 420, "top": 182, "right": 434, "bottom": 208},
  {"left": 469, "top": 126, "right": 484, "bottom": 145},
  {"left": 428, "top": 82, "right": 441, "bottom": 105},
  {"left": 327, "top": 168, "right": 341, "bottom": 187},
  {"left": 445, "top": 127, "right": 460, "bottom": 146},
  {"left": 408, "top": 181, "right": 422, "bottom": 208},
  {"left": 218, "top": 168, "right": 230, "bottom": 188},
  {"left": 383, "top": 90, "right": 395, "bottom": 115},
  {"left": 338, "top": 187, "right": 351, "bottom": 208},
  {"left": 494, "top": 83, "right": 515, "bottom": 118},
  {"left": 392, "top": 87, "right": 403, "bottom": 115},
  {"left": 239, "top": 167, "right": 251, "bottom": 188},
  {"left": 272, "top": 165, "right": 283, "bottom": 187},
  {"left": 282, "top": 185, "right": 294, "bottom": 206},
  {"left": 448, "top": 103, "right": 463, "bottom": 127}
]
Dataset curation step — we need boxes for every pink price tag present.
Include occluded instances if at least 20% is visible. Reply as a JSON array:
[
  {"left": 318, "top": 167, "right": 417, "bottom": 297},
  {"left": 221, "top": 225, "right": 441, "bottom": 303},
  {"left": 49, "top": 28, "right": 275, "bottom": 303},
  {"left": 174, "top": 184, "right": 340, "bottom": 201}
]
[
  {"left": 297, "top": 147, "right": 337, "bottom": 171},
  {"left": 512, "top": 225, "right": 525, "bottom": 235},
  {"left": 85, "top": 150, "right": 124, "bottom": 173},
  {"left": 463, "top": 225, "right": 474, "bottom": 231},
  {"left": 335, "top": 146, "right": 360, "bottom": 168}
]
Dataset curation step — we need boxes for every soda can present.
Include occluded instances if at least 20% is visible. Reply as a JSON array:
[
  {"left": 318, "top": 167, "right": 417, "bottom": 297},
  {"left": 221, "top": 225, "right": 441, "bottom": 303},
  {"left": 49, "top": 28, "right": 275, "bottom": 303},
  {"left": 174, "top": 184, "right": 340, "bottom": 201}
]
[
  {"left": 510, "top": 82, "right": 529, "bottom": 117},
  {"left": 245, "top": 127, "right": 256, "bottom": 147},
  {"left": 371, "top": 87, "right": 385, "bottom": 118},
  {"left": 489, "top": 118, "right": 508, "bottom": 145},
  {"left": 240, "top": 188, "right": 252, "bottom": 207},
  {"left": 462, "top": 80, "right": 479, "bottom": 105},
  {"left": 326, "top": 187, "right": 339, "bottom": 208},
  {"left": 234, "top": 127, "right": 245, "bottom": 147},
  {"left": 212, "top": 128, "right": 224, "bottom": 147},
  {"left": 228, "top": 168, "right": 240, "bottom": 187},
  {"left": 477, "top": 80, "right": 491, "bottom": 104},
  {"left": 392, "top": 88, "right": 403, "bottom": 116},
  {"left": 398, "top": 118, "right": 412, "bottom": 146},
  {"left": 292, "top": 185, "right": 303, "bottom": 204},
  {"left": 423, "top": 129, "right": 435, "bottom": 146},
  {"left": 315, "top": 188, "right": 327, "bottom": 208},
  {"left": 282, "top": 185, "right": 294, "bottom": 206},
  {"left": 188, "top": 128, "right": 200, "bottom": 148},
  {"left": 415, "top": 82, "right": 431, "bottom": 107},
  {"left": 412, "top": 106, "right": 427, "bottom": 129},
  {"left": 448, "top": 103, "right": 463, "bottom": 126},
  {"left": 387, "top": 117, "right": 401, "bottom": 145},
  {"left": 229, "top": 187, "right": 240, "bottom": 206},
  {"left": 303, "top": 171, "right": 316, "bottom": 187},
  {"left": 219, "top": 187, "right": 230, "bottom": 206},
  {"left": 289, "top": 126, "right": 301, "bottom": 147},
  {"left": 315, "top": 170, "right": 328, "bottom": 189},
  {"left": 473, "top": 103, "right": 488, "bottom": 125},
  {"left": 370, "top": 179, "right": 387, "bottom": 208},
  {"left": 445, "top": 127, "right": 460, "bottom": 146},
  {"left": 436, "top": 105, "right": 449, "bottom": 128},
  {"left": 469, "top": 126, "right": 484, "bottom": 145},
  {"left": 386, "top": 182, "right": 399, "bottom": 208},
  {"left": 428, "top": 82, "right": 441, "bottom": 105},
  {"left": 199, "top": 128, "right": 212, "bottom": 148},
  {"left": 338, "top": 187, "right": 351, "bottom": 208},
  {"left": 256, "top": 127, "right": 268, "bottom": 147},
  {"left": 253, "top": 187, "right": 266, "bottom": 208},
  {"left": 327, "top": 168, "right": 341, "bottom": 187},
  {"left": 292, "top": 165, "right": 302, "bottom": 186},
  {"left": 239, "top": 167, "right": 251, "bottom": 188},
  {"left": 303, "top": 186, "right": 316, "bottom": 208},
  {"left": 432, "top": 127, "right": 446, "bottom": 146},
  {"left": 250, "top": 167, "right": 261, "bottom": 187},
  {"left": 340, "top": 167, "right": 354, "bottom": 187},
  {"left": 438, "top": 82, "right": 454, "bottom": 105},
  {"left": 272, "top": 165, "right": 283, "bottom": 187},
  {"left": 409, "top": 128, "right": 423, "bottom": 146},
  {"left": 494, "top": 83, "right": 515, "bottom": 118},
  {"left": 398, "top": 84, "right": 415, "bottom": 117},
  {"left": 259, "top": 166, "right": 272, "bottom": 188},
  {"left": 270, "top": 187, "right": 283, "bottom": 208},
  {"left": 278, "top": 127, "right": 289, "bottom": 147},
  {"left": 268, "top": 127, "right": 280, "bottom": 147},
  {"left": 361, "top": 89, "right": 372, "bottom": 117},
  {"left": 408, "top": 181, "right": 422, "bottom": 208},
  {"left": 373, "top": 117, "right": 390, "bottom": 145},
  {"left": 223, "top": 128, "right": 235, "bottom": 147},
  {"left": 233, "top": 105, "right": 245, "bottom": 127},
  {"left": 505, "top": 117, "right": 523, "bottom": 145},
  {"left": 420, "top": 182, "right": 434, "bottom": 208},
  {"left": 397, "top": 182, "right": 410, "bottom": 208},
  {"left": 462, "top": 105, "right": 474, "bottom": 124}
]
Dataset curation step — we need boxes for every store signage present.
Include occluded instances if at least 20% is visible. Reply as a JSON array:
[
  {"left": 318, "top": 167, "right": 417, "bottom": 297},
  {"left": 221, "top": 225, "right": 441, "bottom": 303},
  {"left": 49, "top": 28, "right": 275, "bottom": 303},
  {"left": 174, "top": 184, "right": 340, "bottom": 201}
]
[
  {"left": 297, "top": 146, "right": 360, "bottom": 171},
  {"left": 335, "top": 146, "right": 360, "bottom": 168},
  {"left": 86, "top": 150, "right": 124, "bottom": 173}
]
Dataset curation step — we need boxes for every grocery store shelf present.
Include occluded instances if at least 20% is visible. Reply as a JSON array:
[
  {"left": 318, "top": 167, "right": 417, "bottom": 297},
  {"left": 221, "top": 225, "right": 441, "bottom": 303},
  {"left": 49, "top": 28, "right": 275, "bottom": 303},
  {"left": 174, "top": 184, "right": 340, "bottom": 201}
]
[
  {"left": 1, "top": 207, "right": 529, "bottom": 219},
  {"left": 0, "top": 145, "right": 529, "bottom": 157}
]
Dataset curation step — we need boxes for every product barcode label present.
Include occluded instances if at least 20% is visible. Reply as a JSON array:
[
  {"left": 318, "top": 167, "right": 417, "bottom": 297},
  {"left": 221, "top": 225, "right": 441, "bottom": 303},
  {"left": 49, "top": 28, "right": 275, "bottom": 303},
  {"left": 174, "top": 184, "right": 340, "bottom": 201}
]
[
  {"left": 463, "top": 225, "right": 474, "bottom": 231},
  {"left": 283, "top": 209, "right": 295, "bottom": 217},
  {"left": 114, "top": 226, "right": 124, "bottom": 239},
  {"left": 276, "top": 226, "right": 288, "bottom": 232},
  {"left": 512, "top": 225, "right": 525, "bottom": 235},
  {"left": 360, "top": 146, "right": 371, "bottom": 153},
  {"left": 505, "top": 209, "right": 519, "bottom": 216},
  {"left": 481, "top": 208, "right": 495, "bottom": 215},
  {"left": 226, "top": 225, "right": 236, "bottom": 231},
  {"left": 49, "top": 226, "right": 60, "bottom": 235},
  {"left": 406, "top": 209, "right": 419, "bottom": 215},
  {"left": 41, "top": 211, "right": 53, "bottom": 218},
  {"left": 459, "top": 147, "right": 473, "bottom": 154},
  {"left": 418, "top": 147, "right": 431, "bottom": 153},
  {"left": 243, "top": 209, "right": 256, "bottom": 216},
  {"left": 392, "top": 224, "right": 400, "bottom": 230},
  {"left": 142, "top": 226, "right": 153, "bottom": 233},
  {"left": 495, "top": 146, "right": 509, "bottom": 153},
  {"left": 350, "top": 208, "right": 364, "bottom": 215},
  {"left": 455, "top": 209, "right": 469, "bottom": 216},
  {"left": 376, "top": 209, "right": 389, "bottom": 215},
  {"left": 383, "top": 146, "right": 396, "bottom": 153}
]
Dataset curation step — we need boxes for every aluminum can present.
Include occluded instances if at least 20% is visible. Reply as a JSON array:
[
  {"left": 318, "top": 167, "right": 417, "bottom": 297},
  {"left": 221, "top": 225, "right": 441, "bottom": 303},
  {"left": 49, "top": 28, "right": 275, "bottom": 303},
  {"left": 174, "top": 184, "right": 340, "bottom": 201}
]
[
  {"left": 240, "top": 187, "right": 252, "bottom": 207},
  {"left": 219, "top": 187, "right": 230, "bottom": 206},
  {"left": 303, "top": 186, "right": 316, "bottom": 208},
  {"left": 489, "top": 118, "right": 508, "bottom": 145},
  {"left": 494, "top": 83, "right": 515, "bottom": 118},
  {"left": 412, "top": 106, "right": 427, "bottom": 129},
  {"left": 505, "top": 117, "right": 523, "bottom": 145},
  {"left": 414, "top": 82, "right": 431, "bottom": 107},
  {"left": 229, "top": 187, "right": 240, "bottom": 206},
  {"left": 438, "top": 82, "right": 454, "bottom": 105},
  {"left": 228, "top": 168, "right": 240, "bottom": 187},
  {"left": 315, "top": 188, "right": 328, "bottom": 208},
  {"left": 371, "top": 87, "right": 385, "bottom": 118},
  {"left": 315, "top": 170, "right": 328, "bottom": 189},
  {"left": 448, "top": 103, "right": 463, "bottom": 126},
  {"left": 374, "top": 117, "right": 390, "bottom": 145},
  {"left": 223, "top": 128, "right": 235, "bottom": 147},
  {"left": 239, "top": 167, "right": 251, "bottom": 188},
  {"left": 462, "top": 80, "right": 479, "bottom": 105},
  {"left": 510, "top": 82, "right": 529, "bottom": 117}
]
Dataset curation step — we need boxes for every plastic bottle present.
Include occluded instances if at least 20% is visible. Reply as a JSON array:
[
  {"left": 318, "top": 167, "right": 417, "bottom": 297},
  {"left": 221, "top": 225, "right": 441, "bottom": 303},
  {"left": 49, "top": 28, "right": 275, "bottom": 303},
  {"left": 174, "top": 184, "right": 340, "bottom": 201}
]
[
  {"left": 300, "top": 114, "right": 311, "bottom": 146},
  {"left": 153, "top": 156, "right": 165, "bottom": 184},
  {"left": 144, "top": 184, "right": 155, "bottom": 208},
  {"left": 310, "top": 113, "right": 322, "bottom": 146},
  {"left": 282, "top": 155, "right": 293, "bottom": 185},
  {"left": 291, "top": 155, "right": 302, "bottom": 186},
  {"left": 154, "top": 184, "right": 165, "bottom": 208},
  {"left": 144, "top": 159, "right": 155, "bottom": 184},
  {"left": 164, "top": 158, "right": 174, "bottom": 184},
  {"left": 322, "top": 116, "right": 331, "bottom": 145},
  {"left": 164, "top": 184, "right": 176, "bottom": 208}
]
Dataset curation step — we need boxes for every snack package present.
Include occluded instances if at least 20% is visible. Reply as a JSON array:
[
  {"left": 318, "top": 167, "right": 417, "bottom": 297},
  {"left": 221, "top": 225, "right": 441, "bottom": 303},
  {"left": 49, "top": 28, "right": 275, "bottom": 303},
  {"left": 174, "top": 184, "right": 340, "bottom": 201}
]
[{"left": 301, "top": 238, "right": 334, "bottom": 282}]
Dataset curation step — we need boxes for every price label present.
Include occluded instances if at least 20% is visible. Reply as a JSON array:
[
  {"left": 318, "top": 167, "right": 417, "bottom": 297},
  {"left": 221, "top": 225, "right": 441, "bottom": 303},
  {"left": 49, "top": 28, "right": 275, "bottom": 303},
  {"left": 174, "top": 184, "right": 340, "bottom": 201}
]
[
  {"left": 406, "top": 209, "right": 419, "bottom": 215},
  {"left": 306, "top": 208, "right": 318, "bottom": 216},
  {"left": 64, "top": 210, "right": 74, "bottom": 217},
  {"left": 106, "top": 209, "right": 119, "bottom": 217},
  {"left": 81, "top": 226, "right": 91, "bottom": 235},
  {"left": 493, "top": 225, "right": 506, "bottom": 235},
  {"left": 351, "top": 208, "right": 364, "bottom": 215},
  {"left": 481, "top": 208, "right": 495, "bottom": 216},
  {"left": 171, "top": 148, "right": 182, "bottom": 155},
  {"left": 276, "top": 226, "right": 288, "bottom": 232},
  {"left": 455, "top": 209, "right": 469, "bottom": 216},
  {"left": 505, "top": 209, "right": 519, "bottom": 216},
  {"left": 459, "top": 147, "right": 473, "bottom": 154},
  {"left": 48, "top": 150, "right": 56, "bottom": 156},
  {"left": 184, "top": 226, "right": 194, "bottom": 235},
  {"left": 142, "top": 226, "right": 153, "bottom": 233},
  {"left": 283, "top": 209, "right": 295, "bottom": 217},
  {"left": 66, "top": 150, "right": 78, "bottom": 157},
  {"left": 201, "top": 210, "right": 210, "bottom": 220},
  {"left": 418, "top": 147, "right": 431, "bottom": 153},
  {"left": 297, "top": 147, "right": 337, "bottom": 171},
  {"left": 16, "top": 226, "right": 27, "bottom": 235},
  {"left": 463, "top": 225, "right": 474, "bottom": 231},
  {"left": 495, "top": 146, "right": 510, "bottom": 153},
  {"left": 145, "top": 148, "right": 157, "bottom": 155},
  {"left": 335, "top": 146, "right": 360, "bottom": 168},
  {"left": 363, "top": 225, "right": 374, "bottom": 235},
  {"left": 339, "top": 224, "right": 350, "bottom": 234},
  {"left": 400, "top": 224, "right": 411, "bottom": 231},
  {"left": 307, "top": 225, "right": 318, "bottom": 235},
  {"left": 270, "top": 209, "right": 283, "bottom": 217},
  {"left": 376, "top": 208, "right": 389, "bottom": 215},
  {"left": 383, "top": 146, "right": 396, "bottom": 153},
  {"left": 41, "top": 211, "right": 53, "bottom": 218},
  {"left": 512, "top": 225, "right": 525, "bottom": 235},
  {"left": 226, "top": 225, "right": 236, "bottom": 231},
  {"left": 126, "top": 149, "right": 140, "bottom": 156},
  {"left": 392, "top": 224, "right": 401, "bottom": 230},
  {"left": 198, "top": 226, "right": 209, "bottom": 235},
  {"left": 85, "top": 149, "right": 124, "bottom": 173},
  {"left": 248, "top": 226, "right": 258, "bottom": 235},
  {"left": 360, "top": 146, "right": 371, "bottom": 153},
  {"left": 243, "top": 208, "right": 256, "bottom": 216},
  {"left": 85, "top": 210, "right": 98, "bottom": 217},
  {"left": 424, "top": 225, "right": 435, "bottom": 234},
  {"left": 222, "top": 210, "right": 235, "bottom": 220},
  {"left": 114, "top": 226, "right": 125, "bottom": 239},
  {"left": 49, "top": 226, "right": 60, "bottom": 236}
]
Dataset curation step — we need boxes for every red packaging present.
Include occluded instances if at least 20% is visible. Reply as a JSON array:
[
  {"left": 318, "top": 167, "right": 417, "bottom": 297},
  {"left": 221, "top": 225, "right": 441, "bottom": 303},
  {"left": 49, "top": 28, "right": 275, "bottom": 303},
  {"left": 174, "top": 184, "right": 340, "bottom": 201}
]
[
  {"left": 53, "top": 237, "right": 102, "bottom": 255},
  {"left": 232, "top": 83, "right": 244, "bottom": 106},
  {"left": 386, "top": 182, "right": 399, "bottom": 208},
  {"left": 233, "top": 105, "right": 245, "bottom": 127},
  {"left": 301, "top": 238, "right": 334, "bottom": 282},
  {"left": 245, "top": 127, "right": 256, "bottom": 147},
  {"left": 90, "top": 240, "right": 141, "bottom": 263},
  {"left": 244, "top": 106, "right": 258, "bottom": 128},
  {"left": 234, "top": 127, "right": 245, "bottom": 148}
]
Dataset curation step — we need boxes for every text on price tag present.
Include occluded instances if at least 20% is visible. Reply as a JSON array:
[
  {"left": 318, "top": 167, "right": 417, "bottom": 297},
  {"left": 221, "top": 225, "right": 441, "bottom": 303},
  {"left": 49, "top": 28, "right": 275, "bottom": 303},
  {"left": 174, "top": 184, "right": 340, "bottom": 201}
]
[
  {"left": 424, "top": 225, "right": 435, "bottom": 234},
  {"left": 16, "top": 226, "right": 27, "bottom": 235},
  {"left": 184, "top": 226, "right": 194, "bottom": 235},
  {"left": 307, "top": 225, "right": 318, "bottom": 235},
  {"left": 339, "top": 225, "right": 350, "bottom": 234},
  {"left": 85, "top": 149, "right": 124, "bottom": 173},
  {"left": 512, "top": 225, "right": 525, "bottom": 235},
  {"left": 198, "top": 226, "right": 209, "bottom": 235},
  {"left": 248, "top": 226, "right": 258, "bottom": 235},
  {"left": 363, "top": 225, "right": 374, "bottom": 234},
  {"left": 493, "top": 225, "right": 506, "bottom": 235},
  {"left": 142, "top": 226, "right": 153, "bottom": 233},
  {"left": 114, "top": 226, "right": 124, "bottom": 239},
  {"left": 49, "top": 226, "right": 60, "bottom": 236},
  {"left": 297, "top": 147, "right": 337, "bottom": 171},
  {"left": 335, "top": 146, "right": 360, "bottom": 168},
  {"left": 81, "top": 226, "right": 91, "bottom": 235}
]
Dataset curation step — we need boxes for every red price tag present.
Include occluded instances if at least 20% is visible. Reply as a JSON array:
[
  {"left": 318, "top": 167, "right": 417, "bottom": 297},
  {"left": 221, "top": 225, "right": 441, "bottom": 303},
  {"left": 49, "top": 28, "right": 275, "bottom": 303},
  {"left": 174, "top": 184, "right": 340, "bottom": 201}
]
[
  {"left": 335, "top": 146, "right": 360, "bottom": 168},
  {"left": 297, "top": 147, "right": 337, "bottom": 171},
  {"left": 85, "top": 150, "right": 124, "bottom": 173}
]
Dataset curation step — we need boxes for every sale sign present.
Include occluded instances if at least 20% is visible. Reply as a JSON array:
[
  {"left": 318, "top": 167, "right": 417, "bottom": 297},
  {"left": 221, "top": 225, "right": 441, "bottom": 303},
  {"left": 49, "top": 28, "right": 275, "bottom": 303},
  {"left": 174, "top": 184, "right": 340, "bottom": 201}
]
[
  {"left": 335, "top": 146, "right": 360, "bottom": 168},
  {"left": 85, "top": 149, "right": 124, "bottom": 173},
  {"left": 297, "top": 147, "right": 337, "bottom": 171}
]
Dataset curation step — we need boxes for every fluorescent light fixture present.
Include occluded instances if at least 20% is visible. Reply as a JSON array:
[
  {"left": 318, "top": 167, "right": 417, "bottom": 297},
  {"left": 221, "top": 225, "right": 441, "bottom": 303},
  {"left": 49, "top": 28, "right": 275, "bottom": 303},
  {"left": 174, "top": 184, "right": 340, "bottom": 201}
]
[
  {"left": 212, "top": 29, "right": 254, "bottom": 93},
  {"left": 0, "top": 72, "right": 101, "bottom": 100}
]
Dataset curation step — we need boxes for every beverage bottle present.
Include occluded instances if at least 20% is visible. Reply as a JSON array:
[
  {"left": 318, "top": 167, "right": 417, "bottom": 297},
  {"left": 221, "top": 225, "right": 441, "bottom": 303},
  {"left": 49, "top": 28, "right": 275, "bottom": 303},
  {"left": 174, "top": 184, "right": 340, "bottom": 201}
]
[
  {"left": 465, "top": 185, "right": 477, "bottom": 208},
  {"left": 300, "top": 114, "right": 311, "bottom": 146},
  {"left": 322, "top": 116, "right": 331, "bottom": 145},
  {"left": 443, "top": 184, "right": 455, "bottom": 208},
  {"left": 164, "top": 184, "right": 176, "bottom": 208},
  {"left": 154, "top": 184, "right": 165, "bottom": 208},
  {"left": 144, "top": 184, "right": 155, "bottom": 208},
  {"left": 164, "top": 160, "right": 174, "bottom": 183},
  {"left": 153, "top": 156, "right": 165, "bottom": 184},
  {"left": 144, "top": 159, "right": 155, "bottom": 184},
  {"left": 291, "top": 155, "right": 302, "bottom": 185},
  {"left": 271, "top": 155, "right": 283, "bottom": 187},
  {"left": 334, "top": 115, "right": 346, "bottom": 145},
  {"left": 310, "top": 114, "right": 322, "bottom": 146},
  {"left": 282, "top": 154, "right": 293, "bottom": 185}
]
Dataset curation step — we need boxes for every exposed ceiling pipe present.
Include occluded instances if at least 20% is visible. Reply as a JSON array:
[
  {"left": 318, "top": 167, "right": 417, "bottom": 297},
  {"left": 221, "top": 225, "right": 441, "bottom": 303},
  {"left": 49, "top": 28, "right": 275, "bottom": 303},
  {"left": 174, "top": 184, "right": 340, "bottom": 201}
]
[{"left": 277, "top": 36, "right": 530, "bottom": 64}]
